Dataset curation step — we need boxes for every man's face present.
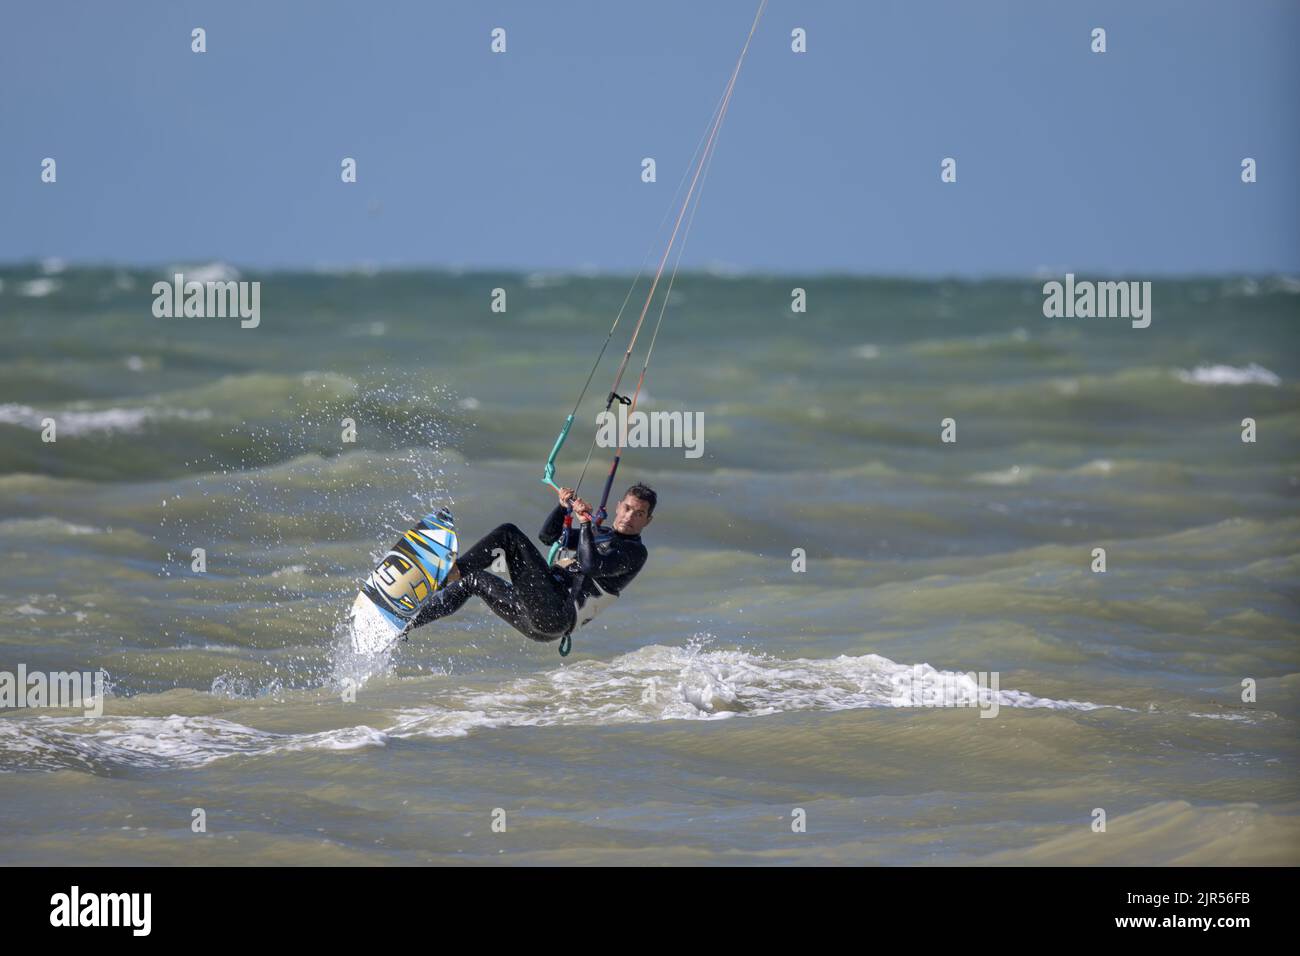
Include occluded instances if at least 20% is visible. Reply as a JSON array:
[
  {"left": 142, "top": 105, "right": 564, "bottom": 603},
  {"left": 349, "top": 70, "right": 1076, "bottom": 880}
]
[{"left": 611, "top": 495, "right": 653, "bottom": 535}]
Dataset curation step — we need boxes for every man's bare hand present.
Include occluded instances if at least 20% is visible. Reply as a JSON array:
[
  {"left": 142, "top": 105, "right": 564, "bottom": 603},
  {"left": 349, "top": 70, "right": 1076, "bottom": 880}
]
[
  {"left": 571, "top": 496, "right": 593, "bottom": 522},
  {"left": 557, "top": 486, "right": 576, "bottom": 508}
]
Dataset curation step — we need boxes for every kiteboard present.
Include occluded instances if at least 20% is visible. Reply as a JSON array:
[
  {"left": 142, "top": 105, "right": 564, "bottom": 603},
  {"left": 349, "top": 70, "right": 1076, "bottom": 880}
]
[{"left": 349, "top": 506, "right": 459, "bottom": 655}]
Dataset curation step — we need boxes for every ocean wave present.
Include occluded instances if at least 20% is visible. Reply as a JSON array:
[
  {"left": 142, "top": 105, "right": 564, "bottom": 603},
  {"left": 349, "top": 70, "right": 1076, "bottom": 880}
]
[
  {"left": 0, "top": 402, "right": 211, "bottom": 436},
  {"left": 1186, "top": 712, "right": 1261, "bottom": 723},
  {"left": 387, "top": 643, "right": 1110, "bottom": 736},
  {"left": 968, "top": 458, "right": 1118, "bottom": 486},
  {"left": 525, "top": 272, "right": 570, "bottom": 289},
  {"left": 978, "top": 800, "right": 1298, "bottom": 865},
  {"left": 1219, "top": 276, "right": 1300, "bottom": 297},
  {"left": 164, "top": 261, "right": 241, "bottom": 283},
  {"left": 0, "top": 517, "right": 103, "bottom": 536},
  {"left": 0, "top": 714, "right": 387, "bottom": 773},
  {"left": 968, "top": 465, "right": 1031, "bottom": 485},
  {"left": 0, "top": 644, "right": 1114, "bottom": 774},
  {"left": 908, "top": 328, "right": 1058, "bottom": 359},
  {"left": 1176, "top": 363, "right": 1281, "bottom": 387},
  {"left": 0, "top": 372, "right": 359, "bottom": 441},
  {"left": 18, "top": 278, "right": 60, "bottom": 298}
]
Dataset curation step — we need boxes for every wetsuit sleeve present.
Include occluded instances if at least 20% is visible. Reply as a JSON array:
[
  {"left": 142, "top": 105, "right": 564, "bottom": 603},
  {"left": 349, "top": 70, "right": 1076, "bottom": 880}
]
[
  {"left": 539, "top": 504, "right": 567, "bottom": 546},
  {"left": 576, "top": 521, "right": 647, "bottom": 579}
]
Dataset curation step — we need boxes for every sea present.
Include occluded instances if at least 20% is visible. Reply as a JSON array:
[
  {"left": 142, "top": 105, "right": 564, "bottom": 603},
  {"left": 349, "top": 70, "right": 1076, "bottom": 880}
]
[{"left": 1, "top": 260, "right": 1297, "bottom": 864}]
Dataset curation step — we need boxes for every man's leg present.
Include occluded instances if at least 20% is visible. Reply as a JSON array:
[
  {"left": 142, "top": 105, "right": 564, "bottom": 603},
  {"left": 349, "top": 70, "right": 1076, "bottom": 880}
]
[
  {"left": 460, "top": 524, "right": 574, "bottom": 635},
  {"left": 405, "top": 523, "right": 572, "bottom": 640},
  {"left": 456, "top": 523, "right": 557, "bottom": 594}
]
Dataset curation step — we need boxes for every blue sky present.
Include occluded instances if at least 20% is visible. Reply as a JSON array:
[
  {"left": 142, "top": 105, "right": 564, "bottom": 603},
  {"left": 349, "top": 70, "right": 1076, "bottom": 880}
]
[{"left": 3, "top": 0, "right": 1297, "bottom": 275}]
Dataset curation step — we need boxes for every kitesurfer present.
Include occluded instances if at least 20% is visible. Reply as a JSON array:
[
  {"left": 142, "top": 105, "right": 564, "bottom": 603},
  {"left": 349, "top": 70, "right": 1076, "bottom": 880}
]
[{"left": 402, "top": 483, "right": 653, "bottom": 645}]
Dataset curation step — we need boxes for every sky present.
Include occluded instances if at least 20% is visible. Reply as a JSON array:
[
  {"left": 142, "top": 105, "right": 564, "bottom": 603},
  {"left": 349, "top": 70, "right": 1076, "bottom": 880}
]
[{"left": 2, "top": 0, "right": 1297, "bottom": 276}]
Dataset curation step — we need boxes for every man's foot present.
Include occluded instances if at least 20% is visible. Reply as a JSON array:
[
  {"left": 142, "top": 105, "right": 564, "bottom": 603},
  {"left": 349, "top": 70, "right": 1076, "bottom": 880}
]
[{"left": 402, "top": 570, "right": 460, "bottom": 641}]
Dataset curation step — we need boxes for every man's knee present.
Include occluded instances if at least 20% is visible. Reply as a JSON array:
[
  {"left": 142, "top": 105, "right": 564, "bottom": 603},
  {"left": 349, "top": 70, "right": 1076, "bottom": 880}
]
[{"left": 492, "top": 522, "right": 523, "bottom": 538}]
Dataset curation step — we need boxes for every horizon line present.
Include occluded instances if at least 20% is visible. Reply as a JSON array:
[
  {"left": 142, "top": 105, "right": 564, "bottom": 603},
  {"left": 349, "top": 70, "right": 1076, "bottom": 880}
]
[{"left": 3, "top": 258, "right": 1298, "bottom": 283}]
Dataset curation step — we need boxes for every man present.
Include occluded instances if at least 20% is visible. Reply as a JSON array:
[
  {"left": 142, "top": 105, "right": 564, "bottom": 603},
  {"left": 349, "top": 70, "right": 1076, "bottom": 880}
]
[{"left": 401, "top": 483, "right": 654, "bottom": 648}]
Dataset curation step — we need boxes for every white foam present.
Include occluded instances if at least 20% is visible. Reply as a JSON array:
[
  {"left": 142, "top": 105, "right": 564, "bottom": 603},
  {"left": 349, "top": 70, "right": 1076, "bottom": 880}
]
[
  {"left": 1187, "top": 712, "right": 1257, "bottom": 723},
  {"left": 0, "top": 714, "right": 386, "bottom": 772},
  {"left": 171, "top": 261, "right": 240, "bottom": 283},
  {"left": 299, "top": 371, "right": 358, "bottom": 394},
  {"left": 525, "top": 272, "right": 568, "bottom": 289},
  {"left": 1176, "top": 363, "right": 1281, "bottom": 387},
  {"left": 969, "top": 464, "right": 1028, "bottom": 485},
  {"left": 269, "top": 564, "right": 308, "bottom": 578},
  {"left": 0, "top": 517, "right": 102, "bottom": 536},
  {"left": 703, "top": 260, "right": 747, "bottom": 278},
  {"left": 386, "top": 644, "right": 1110, "bottom": 740},
  {"left": 19, "top": 278, "right": 60, "bottom": 298},
  {"left": 0, "top": 403, "right": 210, "bottom": 436},
  {"left": 0, "top": 645, "right": 1116, "bottom": 774}
]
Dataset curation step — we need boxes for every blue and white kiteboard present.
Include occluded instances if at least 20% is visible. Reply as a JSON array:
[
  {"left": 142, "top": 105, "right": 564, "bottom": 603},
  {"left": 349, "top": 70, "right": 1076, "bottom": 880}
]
[{"left": 349, "top": 507, "right": 459, "bottom": 655}]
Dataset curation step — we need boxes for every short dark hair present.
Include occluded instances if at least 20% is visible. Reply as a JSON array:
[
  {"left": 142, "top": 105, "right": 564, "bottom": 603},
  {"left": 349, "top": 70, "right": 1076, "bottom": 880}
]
[{"left": 623, "top": 483, "right": 657, "bottom": 515}]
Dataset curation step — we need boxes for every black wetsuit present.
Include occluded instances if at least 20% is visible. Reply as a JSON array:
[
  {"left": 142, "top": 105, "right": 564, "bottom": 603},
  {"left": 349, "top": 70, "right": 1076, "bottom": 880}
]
[{"left": 404, "top": 504, "right": 647, "bottom": 643}]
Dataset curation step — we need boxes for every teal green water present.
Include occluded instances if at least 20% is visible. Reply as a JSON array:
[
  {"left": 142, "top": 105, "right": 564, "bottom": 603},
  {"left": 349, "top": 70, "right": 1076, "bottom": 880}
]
[{"left": 1, "top": 263, "right": 1297, "bottom": 864}]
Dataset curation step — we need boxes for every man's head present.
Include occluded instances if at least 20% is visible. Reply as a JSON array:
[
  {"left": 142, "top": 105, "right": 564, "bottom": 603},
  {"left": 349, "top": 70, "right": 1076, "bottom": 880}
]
[{"left": 611, "top": 483, "right": 656, "bottom": 535}]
